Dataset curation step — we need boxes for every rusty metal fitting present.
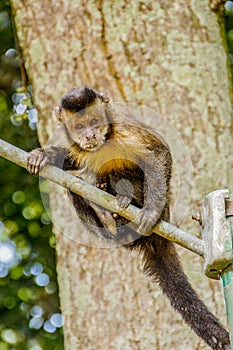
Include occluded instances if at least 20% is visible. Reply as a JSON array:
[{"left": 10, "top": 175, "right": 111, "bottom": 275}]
[{"left": 192, "top": 211, "right": 202, "bottom": 226}]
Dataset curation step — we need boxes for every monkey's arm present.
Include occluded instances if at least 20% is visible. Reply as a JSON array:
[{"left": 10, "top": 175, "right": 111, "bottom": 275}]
[{"left": 137, "top": 153, "right": 170, "bottom": 235}]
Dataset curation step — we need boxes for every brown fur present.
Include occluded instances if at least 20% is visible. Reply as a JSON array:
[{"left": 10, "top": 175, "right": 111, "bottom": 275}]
[{"left": 27, "top": 87, "right": 230, "bottom": 350}]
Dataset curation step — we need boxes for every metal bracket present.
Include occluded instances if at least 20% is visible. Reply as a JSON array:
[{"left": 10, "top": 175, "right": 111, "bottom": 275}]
[
  {"left": 226, "top": 198, "right": 233, "bottom": 217},
  {"left": 202, "top": 189, "right": 233, "bottom": 280}
]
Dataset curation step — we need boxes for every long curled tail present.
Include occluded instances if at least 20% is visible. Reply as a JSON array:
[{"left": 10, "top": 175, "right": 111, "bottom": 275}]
[{"left": 132, "top": 234, "right": 230, "bottom": 350}]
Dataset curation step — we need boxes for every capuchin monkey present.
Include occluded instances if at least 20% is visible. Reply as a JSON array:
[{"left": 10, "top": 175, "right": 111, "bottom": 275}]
[{"left": 27, "top": 87, "right": 230, "bottom": 350}]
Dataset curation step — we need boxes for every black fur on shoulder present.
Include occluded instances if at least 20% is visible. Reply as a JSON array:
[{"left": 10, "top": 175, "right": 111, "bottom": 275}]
[{"left": 60, "top": 87, "right": 105, "bottom": 113}]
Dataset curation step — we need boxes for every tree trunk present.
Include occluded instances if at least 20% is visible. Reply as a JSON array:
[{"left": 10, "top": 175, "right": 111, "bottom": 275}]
[{"left": 11, "top": 0, "right": 233, "bottom": 349}]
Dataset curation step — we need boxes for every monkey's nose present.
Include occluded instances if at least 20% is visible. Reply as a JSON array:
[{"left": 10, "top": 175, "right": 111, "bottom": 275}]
[{"left": 85, "top": 134, "right": 96, "bottom": 140}]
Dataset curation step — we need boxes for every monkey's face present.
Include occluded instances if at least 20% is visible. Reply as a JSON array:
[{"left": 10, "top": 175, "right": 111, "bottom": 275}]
[{"left": 61, "top": 106, "right": 110, "bottom": 151}]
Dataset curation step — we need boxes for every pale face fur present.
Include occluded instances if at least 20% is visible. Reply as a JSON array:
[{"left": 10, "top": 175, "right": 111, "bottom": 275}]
[{"left": 60, "top": 103, "right": 110, "bottom": 151}]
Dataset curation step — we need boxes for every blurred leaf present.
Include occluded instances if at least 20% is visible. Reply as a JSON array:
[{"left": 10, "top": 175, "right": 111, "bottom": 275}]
[{"left": 0, "top": 2, "right": 63, "bottom": 349}]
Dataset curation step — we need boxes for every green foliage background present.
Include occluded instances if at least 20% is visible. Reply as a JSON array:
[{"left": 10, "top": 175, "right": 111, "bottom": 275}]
[
  {"left": 0, "top": 1, "right": 63, "bottom": 349},
  {"left": 226, "top": 2, "right": 233, "bottom": 69}
]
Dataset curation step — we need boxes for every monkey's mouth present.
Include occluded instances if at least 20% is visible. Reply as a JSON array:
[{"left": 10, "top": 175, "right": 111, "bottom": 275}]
[{"left": 81, "top": 139, "right": 105, "bottom": 151}]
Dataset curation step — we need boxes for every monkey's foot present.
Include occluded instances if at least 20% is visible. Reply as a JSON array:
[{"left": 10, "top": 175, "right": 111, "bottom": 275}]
[{"left": 137, "top": 208, "right": 160, "bottom": 235}]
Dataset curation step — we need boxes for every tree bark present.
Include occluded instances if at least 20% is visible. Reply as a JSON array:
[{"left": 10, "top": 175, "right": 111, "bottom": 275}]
[{"left": 11, "top": 0, "right": 233, "bottom": 349}]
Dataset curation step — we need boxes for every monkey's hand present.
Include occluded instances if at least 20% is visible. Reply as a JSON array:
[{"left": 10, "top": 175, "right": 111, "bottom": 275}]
[
  {"left": 27, "top": 148, "right": 49, "bottom": 176},
  {"left": 116, "top": 194, "right": 132, "bottom": 208},
  {"left": 137, "top": 208, "right": 160, "bottom": 235},
  {"left": 115, "top": 179, "right": 134, "bottom": 208}
]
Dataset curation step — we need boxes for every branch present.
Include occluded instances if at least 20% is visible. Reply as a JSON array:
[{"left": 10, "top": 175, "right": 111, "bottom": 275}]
[{"left": 0, "top": 138, "right": 204, "bottom": 256}]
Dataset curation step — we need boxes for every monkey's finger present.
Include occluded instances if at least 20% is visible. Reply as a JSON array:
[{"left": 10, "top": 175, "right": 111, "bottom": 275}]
[
  {"left": 138, "top": 221, "right": 151, "bottom": 235},
  {"left": 116, "top": 194, "right": 131, "bottom": 208},
  {"left": 121, "top": 197, "right": 131, "bottom": 208},
  {"left": 34, "top": 156, "right": 43, "bottom": 174},
  {"left": 27, "top": 156, "right": 39, "bottom": 175},
  {"left": 38, "top": 156, "right": 49, "bottom": 170},
  {"left": 31, "top": 154, "right": 44, "bottom": 175},
  {"left": 27, "top": 149, "right": 41, "bottom": 171}
]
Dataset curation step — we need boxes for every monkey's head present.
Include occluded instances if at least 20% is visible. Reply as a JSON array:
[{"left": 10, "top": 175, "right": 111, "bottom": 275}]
[{"left": 55, "top": 87, "right": 111, "bottom": 151}]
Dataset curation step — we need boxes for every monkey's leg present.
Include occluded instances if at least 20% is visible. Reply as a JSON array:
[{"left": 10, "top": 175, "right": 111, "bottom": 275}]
[
  {"left": 131, "top": 235, "right": 230, "bottom": 350},
  {"left": 88, "top": 202, "right": 117, "bottom": 237},
  {"left": 68, "top": 192, "right": 113, "bottom": 239}
]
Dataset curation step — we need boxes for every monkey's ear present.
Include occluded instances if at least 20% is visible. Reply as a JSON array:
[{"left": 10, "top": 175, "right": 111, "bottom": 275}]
[
  {"left": 99, "top": 92, "right": 111, "bottom": 104},
  {"left": 52, "top": 106, "right": 62, "bottom": 122}
]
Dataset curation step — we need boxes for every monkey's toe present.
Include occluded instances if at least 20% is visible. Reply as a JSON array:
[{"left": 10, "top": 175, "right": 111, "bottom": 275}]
[{"left": 96, "top": 183, "right": 108, "bottom": 191}]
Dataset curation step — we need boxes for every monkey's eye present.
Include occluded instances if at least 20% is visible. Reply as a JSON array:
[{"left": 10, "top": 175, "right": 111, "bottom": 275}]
[
  {"left": 90, "top": 118, "right": 98, "bottom": 126},
  {"left": 75, "top": 123, "right": 83, "bottom": 130}
]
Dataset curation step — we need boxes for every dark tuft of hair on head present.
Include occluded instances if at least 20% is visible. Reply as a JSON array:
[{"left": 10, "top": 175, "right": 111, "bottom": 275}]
[{"left": 60, "top": 87, "right": 105, "bottom": 113}]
